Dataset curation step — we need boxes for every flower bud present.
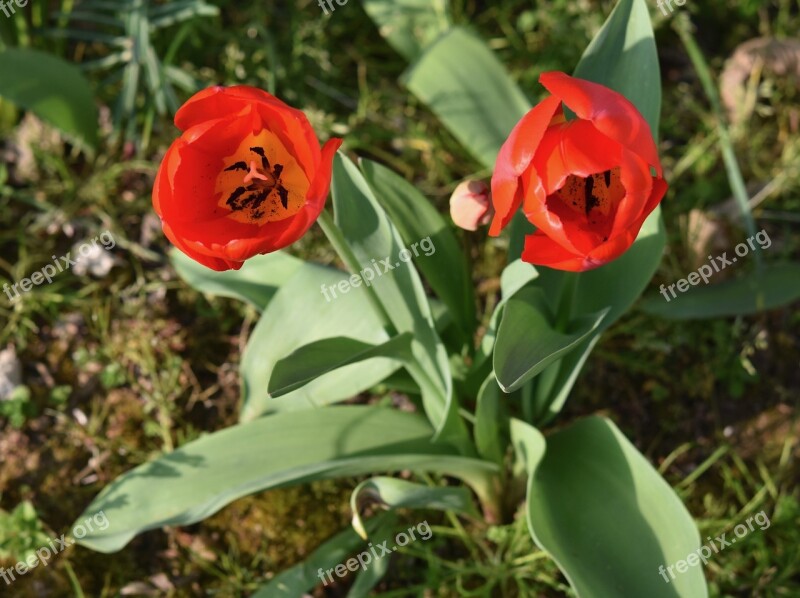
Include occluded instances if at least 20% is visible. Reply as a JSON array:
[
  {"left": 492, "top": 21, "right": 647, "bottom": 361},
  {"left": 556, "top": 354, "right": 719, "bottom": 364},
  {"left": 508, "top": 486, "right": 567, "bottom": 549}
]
[{"left": 449, "top": 180, "right": 492, "bottom": 231}]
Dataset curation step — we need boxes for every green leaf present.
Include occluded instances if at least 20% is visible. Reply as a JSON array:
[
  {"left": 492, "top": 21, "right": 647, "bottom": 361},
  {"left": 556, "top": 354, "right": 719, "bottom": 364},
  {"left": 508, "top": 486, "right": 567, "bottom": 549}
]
[
  {"left": 573, "top": 0, "right": 661, "bottom": 134},
  {"left": 269, "top": 334, "right": 413, "bottom": 398},
  {"left": 494, "top": 286, "right": 608, "bottom": 393},
  {"left": 330, "top": 153, "right": 467, "bottom": 448},
  {"left": 0, "top": 48, "right": 98, "bottom": 149},
  {"left": 73, "top": 406, "right": 497, "bottom": 553},
  {"left": 360, "top": 158, "right": 476, "bottom": 342},
  {"left": 641, "top": 263, "right": 800, "bottom": 320},
  {"left": 402, "top": 27, "right": 531, "bottom": 169},
  {"left": 240, "top": 262, "right": 402, "bottom": 421},
  {"left": 251, "top": 513, "right": 395, "bottom": 598},
  {"left": 509, "top": 417, "right": 547, "bottom": 483},
  {"left": 350, "top": 476, "right": 478, "bottom": 539},
  {"left": 525, "top": 416, "right": 708, "bottom": 598},
  {"left": 170, "top": 249, "right": 304, "bottom": 311},
  {"left": 360, "top": 0, "right": 449, "bottom": 61},
  {"left": 474, "top": 376, "right": 509, "bottom": 465},
  {"left": 474, "top": 260, "right": 539, "bottom": 370},
  {"left": 345, "top": 514, "right": 397, "bottom": 598}
]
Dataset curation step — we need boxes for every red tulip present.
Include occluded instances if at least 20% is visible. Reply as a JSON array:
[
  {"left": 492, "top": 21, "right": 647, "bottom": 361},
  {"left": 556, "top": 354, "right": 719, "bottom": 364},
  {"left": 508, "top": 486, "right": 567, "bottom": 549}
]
[
  {"left": 153, "top": 86, "right": 342, "bottom": 271},
  {"left": 490, "top": 71, "right": 667, "bottom": 272}
]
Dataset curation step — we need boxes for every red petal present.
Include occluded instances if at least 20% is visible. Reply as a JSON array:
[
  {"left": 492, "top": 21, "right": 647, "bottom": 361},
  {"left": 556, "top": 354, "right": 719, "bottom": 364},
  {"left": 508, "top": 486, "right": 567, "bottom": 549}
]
[
  {"left": 489, "top": 95, "right": 562, "bottom": 236},
  {"left": 522, "top": 120, "right": 622, "bottom": 255},
  {"left": 521, "top": 231, "right": 587, "bottom": 271},
  {"left": 539, "top": 71, "right": 662, "bottom": 177},
  {"left": 175, "top": 86, "right": 321, "bottom": 177}
]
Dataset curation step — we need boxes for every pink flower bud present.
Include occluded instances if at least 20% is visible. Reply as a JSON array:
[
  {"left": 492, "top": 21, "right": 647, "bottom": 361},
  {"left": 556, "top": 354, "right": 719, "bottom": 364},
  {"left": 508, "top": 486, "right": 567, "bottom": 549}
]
[{"left": 449, "top": 180, "right": 492, "bottom": 231}]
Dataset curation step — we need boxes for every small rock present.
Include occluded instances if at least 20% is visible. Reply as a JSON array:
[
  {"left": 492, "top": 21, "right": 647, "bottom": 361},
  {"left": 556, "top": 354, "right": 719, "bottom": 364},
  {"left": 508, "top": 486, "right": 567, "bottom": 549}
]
[{"left": 0, "top": 345, "right": 22, "bottom": 401}]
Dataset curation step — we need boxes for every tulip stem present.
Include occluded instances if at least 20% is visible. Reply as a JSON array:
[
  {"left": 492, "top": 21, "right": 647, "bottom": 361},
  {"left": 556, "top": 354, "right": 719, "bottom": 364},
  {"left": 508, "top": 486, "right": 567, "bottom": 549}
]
[
  {"left": 555, "top": 273, "right": 578, "bottom": 331},
  {"left": 317, "top": 209, "right": 397, "bottom": 335}
]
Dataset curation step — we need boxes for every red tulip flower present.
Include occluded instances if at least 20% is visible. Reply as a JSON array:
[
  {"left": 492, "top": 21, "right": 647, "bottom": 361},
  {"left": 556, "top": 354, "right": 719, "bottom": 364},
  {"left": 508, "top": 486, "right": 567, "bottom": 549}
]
[
  {"left": 490, "top": 71, "right": 667, "bottom": 272},
  {"left": 153, "top": 86, "right": 342, "bottom": 271}
]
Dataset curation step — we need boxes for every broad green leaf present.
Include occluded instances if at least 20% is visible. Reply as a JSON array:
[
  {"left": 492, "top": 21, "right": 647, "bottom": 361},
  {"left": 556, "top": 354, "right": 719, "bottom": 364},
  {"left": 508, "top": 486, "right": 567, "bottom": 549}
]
[
  {"left": 360, "top": 159, "right": 476, "bottom": 341},
  {"left": 524, "top": 416, "right": 707, "bottom": 598},
  {"left": 330, "top": 153, "right": 467, "bottom": 449},
  {"left": 269, "top": 334, "right": 413, "bottom": 398},
  {"left": 402, "top": 27, "right": 531, "bottom": 169},
  {"left": 73, "top": 406, "right": 497, "bottom": 553},
  {"left": 251, "top": 513, "right": 395, "bottom": 598},
  {"left": 170, "top": 249, "right": 304, "bottom": 311},
  {"left": 573, "top": 0, "right": 661, "bottom": 134},
  {"left": 494, "top": 286, "right": 608, "bottom": 393},
  {"left": 0, "top": 48, "right": 98, "bottom": 148},
  {"left": 240, "top": 263, "right": 402, "bottom": 421},
  {"left": 641, "top": 262, "right": 800, "bottom": 320},
  {"left": 474, "top": 376, "right": 508, "bottom": 465},
  {"left": 360, "top": 0, "right": 449, "bottom": 61},
  {"left": 350, "top": 477, "right": 478, "bottom": 539}
]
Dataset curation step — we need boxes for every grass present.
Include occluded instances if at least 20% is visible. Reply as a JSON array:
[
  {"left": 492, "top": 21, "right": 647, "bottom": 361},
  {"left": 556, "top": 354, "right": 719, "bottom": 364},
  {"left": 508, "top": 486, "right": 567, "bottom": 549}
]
[{"left": 0, "top": 0, "right": 799, "bottom": 596}]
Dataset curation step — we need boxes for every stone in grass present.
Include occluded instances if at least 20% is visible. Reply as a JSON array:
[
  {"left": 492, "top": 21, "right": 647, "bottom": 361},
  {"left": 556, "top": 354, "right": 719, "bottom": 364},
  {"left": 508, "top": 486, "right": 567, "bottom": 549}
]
[
  {"left": 0, "top": 345, "right": 22, "bottom": 401},
  {"left": 71, "top": 242, "right": 116, "bottom": 278}
]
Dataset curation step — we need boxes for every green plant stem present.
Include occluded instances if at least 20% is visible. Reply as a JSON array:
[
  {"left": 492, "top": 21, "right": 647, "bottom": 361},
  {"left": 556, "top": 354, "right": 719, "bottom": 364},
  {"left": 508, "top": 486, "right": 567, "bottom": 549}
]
[
  {"left": 673, "top": 15, "right": 763, "bottom": 271},
  {"left": 555, "top": 273, "right": 578, "bottom": 331},
  {"left": 317, "top": 209, "right": 397, "bottom": 335}
]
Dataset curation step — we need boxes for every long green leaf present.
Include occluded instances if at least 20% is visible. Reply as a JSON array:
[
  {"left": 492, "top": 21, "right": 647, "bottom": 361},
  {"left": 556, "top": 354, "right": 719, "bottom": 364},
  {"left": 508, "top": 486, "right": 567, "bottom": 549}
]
[
  {"left": 641, "top": 262, "right": 800, "bottom": 320},
  {"left": 360, "top": 0, "right": 449, "bottom": 61},
  {"left": 402, "top": 27, "right": 531, "bottom": 169},
  {"left": 360, "top": 159, "right": 476, "bottom": 342},
  {"left": 73, "top": 406, "right": 497, "bottom": 553},
  {"left": 269, "top": 334, "right": 413, "bottom": 398},
  {"left": 524, "top": 417, "right": 707, "bottom": 598},
  {"left": 0, "top": 48, "right": 98, "bottom": 148},
  {"left": 330, "top": 153, "right": 468, "bottom": 449}
]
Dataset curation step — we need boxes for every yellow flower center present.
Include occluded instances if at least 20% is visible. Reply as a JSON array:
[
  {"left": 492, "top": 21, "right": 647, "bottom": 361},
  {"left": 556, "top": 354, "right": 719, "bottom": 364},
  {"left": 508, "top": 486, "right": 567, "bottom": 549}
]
[{"left": 215, "top": 130, "right": 310, "bottom": 225}]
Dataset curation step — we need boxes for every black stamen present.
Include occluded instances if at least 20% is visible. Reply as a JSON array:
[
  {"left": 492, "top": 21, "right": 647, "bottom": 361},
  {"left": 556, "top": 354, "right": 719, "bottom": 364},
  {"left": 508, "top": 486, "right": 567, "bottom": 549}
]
[
  {"left": 226, "top": 186, "right": 247, "bottom": 208},
  {"left": 277, "top": 185, "right": 289, "bottom": 209},
  {"left": 250, "top": 146, "right": 270, "bottom": 170},
  {"left": 603, "top": 170, "right": 611, "bottom": 188},
  {"left": 584, "top": 176, "right": 596, "bottom": 215},
  {"left": 224, "top": 161, "right": 248, "bottom": 172}
]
